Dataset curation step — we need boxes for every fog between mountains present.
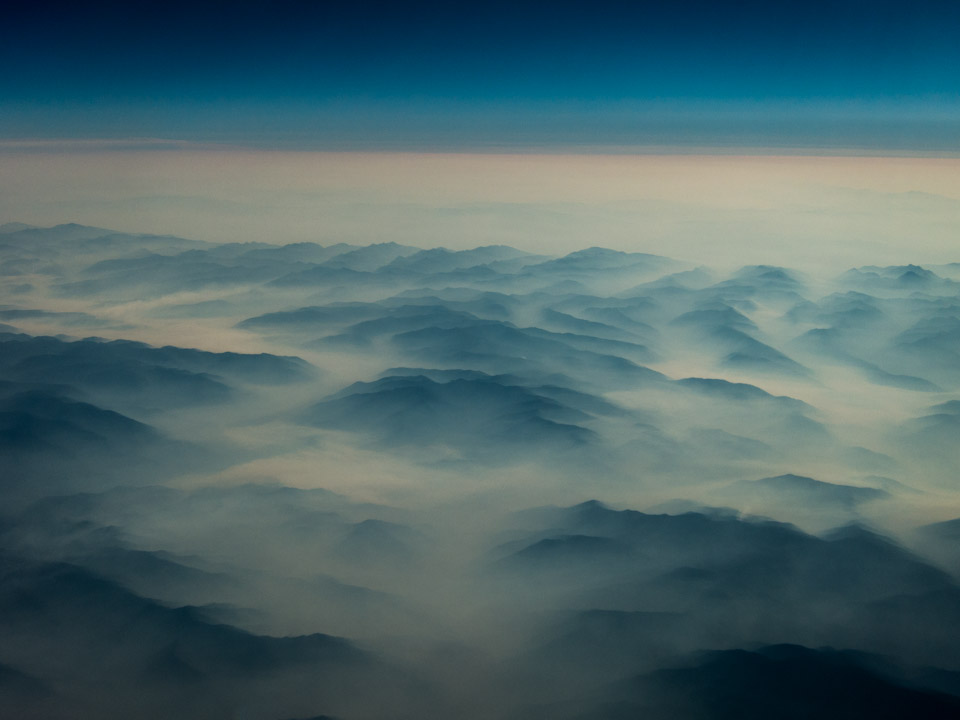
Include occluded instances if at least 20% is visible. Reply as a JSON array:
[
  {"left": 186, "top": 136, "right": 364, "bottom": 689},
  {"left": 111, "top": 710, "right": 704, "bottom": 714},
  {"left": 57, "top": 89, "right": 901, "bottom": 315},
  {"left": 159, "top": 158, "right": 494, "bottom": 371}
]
[{"left": 2, "top": 222, "right": 960, "bottom": 719}]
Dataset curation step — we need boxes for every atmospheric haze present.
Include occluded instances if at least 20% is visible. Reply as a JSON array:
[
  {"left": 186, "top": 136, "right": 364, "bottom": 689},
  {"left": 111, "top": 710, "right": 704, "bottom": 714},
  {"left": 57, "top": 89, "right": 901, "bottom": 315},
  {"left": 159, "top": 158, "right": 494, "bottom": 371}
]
[
  {"left": 3, "top": 149, "right": 960, "bottom": 270},
  {"left": 5, "top": 0, "right": 960, "bottom": 714},
  {"left": 3, "top": 207, "right": 960, "bottom": 719}
]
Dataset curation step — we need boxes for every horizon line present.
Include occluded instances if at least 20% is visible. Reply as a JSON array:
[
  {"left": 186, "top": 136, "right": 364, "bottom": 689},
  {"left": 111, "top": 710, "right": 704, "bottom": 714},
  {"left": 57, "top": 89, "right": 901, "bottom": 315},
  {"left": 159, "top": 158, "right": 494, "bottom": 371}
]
[{"left": 2, "top": 138, "right": 960, "bottom": 160}]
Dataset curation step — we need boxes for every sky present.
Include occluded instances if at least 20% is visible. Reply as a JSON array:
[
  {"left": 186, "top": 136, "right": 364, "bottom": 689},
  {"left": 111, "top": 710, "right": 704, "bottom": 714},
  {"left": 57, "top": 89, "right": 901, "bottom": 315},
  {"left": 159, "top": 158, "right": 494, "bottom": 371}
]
[
  {"left": 3, "top": 0, "right": 960, "bottom": 150},
  {"left": 2, "top": 1, "right": 959, "bottom": 264}
]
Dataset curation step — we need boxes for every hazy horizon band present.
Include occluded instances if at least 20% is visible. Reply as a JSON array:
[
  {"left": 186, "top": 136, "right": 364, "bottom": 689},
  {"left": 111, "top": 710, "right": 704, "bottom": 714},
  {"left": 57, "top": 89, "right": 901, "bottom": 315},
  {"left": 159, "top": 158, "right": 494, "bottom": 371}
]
[{"left": 4, "top": 147, "right": 960, "bottom": 272}]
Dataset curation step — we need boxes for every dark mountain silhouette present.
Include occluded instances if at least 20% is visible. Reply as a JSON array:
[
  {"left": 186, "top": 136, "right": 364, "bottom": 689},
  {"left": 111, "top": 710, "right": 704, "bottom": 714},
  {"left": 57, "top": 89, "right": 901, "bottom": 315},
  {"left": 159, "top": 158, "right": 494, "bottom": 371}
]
[
  {"left": 584, "top": 644, "right": 960, "bottom": 720},
  {"left": 0, "top": 553, "right": 379, "bottom": 720},
  {"left": 302, "top": 374, "right": 598, "bottom": 457}
]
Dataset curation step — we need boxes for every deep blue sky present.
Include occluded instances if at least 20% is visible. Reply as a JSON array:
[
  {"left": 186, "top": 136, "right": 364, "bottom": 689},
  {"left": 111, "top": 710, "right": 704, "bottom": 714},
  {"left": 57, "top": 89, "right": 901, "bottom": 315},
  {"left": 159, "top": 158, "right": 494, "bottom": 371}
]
[{"left": 3, "top": 0, "right": 959, "bottom": 150}]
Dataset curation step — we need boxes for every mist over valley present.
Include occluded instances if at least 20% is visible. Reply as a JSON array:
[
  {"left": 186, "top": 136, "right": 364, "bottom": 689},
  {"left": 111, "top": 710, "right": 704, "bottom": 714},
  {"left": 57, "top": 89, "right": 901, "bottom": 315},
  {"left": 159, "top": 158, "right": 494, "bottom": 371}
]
[{"left": 2, "top": 221, "right": 960, "bottom": 718}]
